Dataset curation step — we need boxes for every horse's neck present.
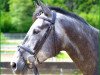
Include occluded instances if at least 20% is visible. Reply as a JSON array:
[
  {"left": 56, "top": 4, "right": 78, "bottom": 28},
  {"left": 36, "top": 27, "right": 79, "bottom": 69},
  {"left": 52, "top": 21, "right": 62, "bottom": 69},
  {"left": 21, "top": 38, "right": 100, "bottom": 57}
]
[
  {"left": 60, "top": 13, "right": 99, "bottom": 58},
  {"left": 57, "top": 13, "right": 99, "bottom": 75}
]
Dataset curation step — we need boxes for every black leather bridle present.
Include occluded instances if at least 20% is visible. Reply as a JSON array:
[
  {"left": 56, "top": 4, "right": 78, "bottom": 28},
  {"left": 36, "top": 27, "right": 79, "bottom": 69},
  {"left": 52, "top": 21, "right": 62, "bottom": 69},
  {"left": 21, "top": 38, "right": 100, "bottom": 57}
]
[{"left": 17, "top": 11, "right": 56, "bottom": 75}]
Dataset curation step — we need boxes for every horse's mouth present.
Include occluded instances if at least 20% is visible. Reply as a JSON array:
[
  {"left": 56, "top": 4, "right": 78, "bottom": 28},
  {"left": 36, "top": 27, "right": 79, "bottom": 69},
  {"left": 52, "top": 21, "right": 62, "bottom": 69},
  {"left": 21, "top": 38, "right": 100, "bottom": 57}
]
[
  {"left": 11, "top": 61, "right": 27, "bottom": 74},
  {"left": 27, "top": 55, "right": 42, "bottom": 66},
  {"left": 13, "top": 65, "right": 27, "bottom": 75}
]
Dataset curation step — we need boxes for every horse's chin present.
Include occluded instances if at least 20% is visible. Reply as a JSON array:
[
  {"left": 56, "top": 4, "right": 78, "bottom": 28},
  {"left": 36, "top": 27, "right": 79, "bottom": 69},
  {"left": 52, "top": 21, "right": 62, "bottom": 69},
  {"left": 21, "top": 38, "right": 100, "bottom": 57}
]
[
  {"left": 12, "top": 66, "right": 27, "bottom": 75},
  {"left": 13, "top": 70, "right": 27, "bottom": 75},
  {"left": 13, "top": 73, "right": 26, "bottom": 75}
]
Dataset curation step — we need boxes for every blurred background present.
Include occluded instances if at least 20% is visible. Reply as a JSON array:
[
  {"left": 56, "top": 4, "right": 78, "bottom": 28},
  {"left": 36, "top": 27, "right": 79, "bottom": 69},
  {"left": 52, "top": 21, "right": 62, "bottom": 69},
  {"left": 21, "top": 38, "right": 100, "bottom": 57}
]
[{"left": 0, "top": 0, "right": 99, "bottom": 75}]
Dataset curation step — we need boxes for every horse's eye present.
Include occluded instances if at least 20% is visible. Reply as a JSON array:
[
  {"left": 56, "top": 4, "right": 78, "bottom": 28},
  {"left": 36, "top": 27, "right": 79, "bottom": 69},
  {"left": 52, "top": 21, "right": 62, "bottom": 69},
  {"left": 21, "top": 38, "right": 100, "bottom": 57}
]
[
  {"left": 36, "top": 11, "right": 43, "bottom": 16},
  {"left": 33, "top": 29, "right": 40, "bottom": 34}
]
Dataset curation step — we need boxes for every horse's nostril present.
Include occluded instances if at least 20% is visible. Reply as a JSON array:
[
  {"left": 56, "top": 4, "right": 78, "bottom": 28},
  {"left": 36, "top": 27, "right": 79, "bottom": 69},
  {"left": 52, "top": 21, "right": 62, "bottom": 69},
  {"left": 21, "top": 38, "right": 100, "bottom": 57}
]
[{"left": 11, "top": 62, "right": 16, "bottom": 68}]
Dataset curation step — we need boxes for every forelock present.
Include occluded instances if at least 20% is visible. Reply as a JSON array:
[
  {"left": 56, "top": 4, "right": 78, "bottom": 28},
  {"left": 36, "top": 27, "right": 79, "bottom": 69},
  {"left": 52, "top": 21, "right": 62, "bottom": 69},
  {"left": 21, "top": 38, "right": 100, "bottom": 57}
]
[{"left": 33, "top": 6, "right": 42, "bottom": 19}]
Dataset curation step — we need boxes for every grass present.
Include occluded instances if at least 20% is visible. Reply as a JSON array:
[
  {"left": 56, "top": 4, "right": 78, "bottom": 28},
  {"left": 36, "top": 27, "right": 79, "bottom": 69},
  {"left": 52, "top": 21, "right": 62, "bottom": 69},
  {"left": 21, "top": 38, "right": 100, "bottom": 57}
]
[
  {"left": 1, "top": 39, "right": 23, "bottom": 45},
  {"left": 1, "top": 50, "right": 15, "bottom": 54}
]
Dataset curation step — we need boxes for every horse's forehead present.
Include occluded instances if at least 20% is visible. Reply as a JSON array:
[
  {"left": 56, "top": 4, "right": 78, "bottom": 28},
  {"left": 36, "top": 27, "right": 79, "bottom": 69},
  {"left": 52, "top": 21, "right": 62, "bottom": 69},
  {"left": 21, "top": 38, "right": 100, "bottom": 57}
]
[
  {"left": 34, "top": 7, "right": 42, "bottom": 15},
  {"left": 32, "top": 18, "right": 43, "bottom": 28},
  {"left": 27, "top": 15, "right": 45, "bottom": 35}
]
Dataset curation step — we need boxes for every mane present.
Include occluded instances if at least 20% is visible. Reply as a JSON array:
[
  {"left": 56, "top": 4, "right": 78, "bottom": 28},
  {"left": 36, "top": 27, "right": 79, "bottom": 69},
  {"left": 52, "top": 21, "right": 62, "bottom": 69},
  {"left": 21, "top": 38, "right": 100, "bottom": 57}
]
[
  {"left": 33, "top": 6, "right": 88, "bottom": 25},
  {"left": 49, "top": 6, "right": 89, "bottom": 25}
]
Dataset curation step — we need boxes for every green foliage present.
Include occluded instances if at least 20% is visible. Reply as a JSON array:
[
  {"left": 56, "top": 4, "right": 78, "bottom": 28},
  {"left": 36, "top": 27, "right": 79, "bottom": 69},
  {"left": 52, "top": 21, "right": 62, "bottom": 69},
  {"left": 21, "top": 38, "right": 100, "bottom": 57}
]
[
  {"left": 79, "top": 13, "right": 99, "bottom": 29},
  {"left": 73, "top": 0, "right": 99, "bottom": 13},
  {"left": 0, "top": 0, "right": 99, "bottom": 33},
  {"left": 56, "top": 51, "right": 69, "bottom": 59},
  {"left": 0, "top": 0, "right": 9, "bottom": 12},
  {"left": 0, "top": 12, "right": 16, "bottom": 32},
  {"left": 0, "top": 33, "right": 7, "bottom": 44},
  {"left": 8, "top": 0, "right": 34, "bottom": 32},
  {"left": 42, "top": 0, "right": 68, "bottom": 10}
]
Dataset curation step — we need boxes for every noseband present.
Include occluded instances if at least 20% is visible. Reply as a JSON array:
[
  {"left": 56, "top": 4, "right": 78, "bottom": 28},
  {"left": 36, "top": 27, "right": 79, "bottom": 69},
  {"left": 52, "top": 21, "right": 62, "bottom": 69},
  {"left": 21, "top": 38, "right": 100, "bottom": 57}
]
[{"left": 17, "top": 11, "right": 56, "bottom": 74}]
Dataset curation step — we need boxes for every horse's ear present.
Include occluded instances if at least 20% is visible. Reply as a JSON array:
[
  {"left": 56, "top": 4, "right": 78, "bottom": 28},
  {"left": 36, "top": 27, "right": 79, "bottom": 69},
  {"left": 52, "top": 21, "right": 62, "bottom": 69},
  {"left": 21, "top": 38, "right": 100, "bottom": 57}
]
[
  {"left": 34, "top": 1, "right": 39, "bottom": 8},
  {"left": 37, "top": 0, "right": 52, "bottom": 17}
]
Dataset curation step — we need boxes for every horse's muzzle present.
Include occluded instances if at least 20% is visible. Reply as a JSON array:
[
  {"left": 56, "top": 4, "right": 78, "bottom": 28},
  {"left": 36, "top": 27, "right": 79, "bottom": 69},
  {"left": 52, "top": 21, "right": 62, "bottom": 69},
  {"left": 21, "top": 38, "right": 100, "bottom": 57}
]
[{"left": 10, "top": 61, "right": 25, "bottom": 74}]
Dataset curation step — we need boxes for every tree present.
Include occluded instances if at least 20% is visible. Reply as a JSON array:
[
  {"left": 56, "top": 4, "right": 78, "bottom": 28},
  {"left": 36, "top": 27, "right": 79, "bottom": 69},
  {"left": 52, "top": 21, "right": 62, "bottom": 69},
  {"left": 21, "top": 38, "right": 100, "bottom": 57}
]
[
  {"left": 0, "top": 0, "right": 99, "bottom": 33},
  {"left": 0, "top": 0, "right": 9, "bottom": 12},
  {"left": 0, "top": 0, "right": 15, "bottom": 33},
  {"left": 9, "top": 0, "right": 34, "bottom": 32}
]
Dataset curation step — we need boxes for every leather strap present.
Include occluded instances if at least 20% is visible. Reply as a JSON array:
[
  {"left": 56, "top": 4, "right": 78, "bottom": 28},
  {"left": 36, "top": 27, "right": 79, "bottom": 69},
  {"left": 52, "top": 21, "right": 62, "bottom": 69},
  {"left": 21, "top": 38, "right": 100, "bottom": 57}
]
[{"left": 17, "top": 11, "right": 56, "bottom": 75}]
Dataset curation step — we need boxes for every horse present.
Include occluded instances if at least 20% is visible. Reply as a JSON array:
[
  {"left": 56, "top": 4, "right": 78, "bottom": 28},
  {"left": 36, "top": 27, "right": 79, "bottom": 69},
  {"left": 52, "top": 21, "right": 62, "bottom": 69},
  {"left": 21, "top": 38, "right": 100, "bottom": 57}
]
[{"left": 10, "top": 0, "right": 99, "bottom": 75}]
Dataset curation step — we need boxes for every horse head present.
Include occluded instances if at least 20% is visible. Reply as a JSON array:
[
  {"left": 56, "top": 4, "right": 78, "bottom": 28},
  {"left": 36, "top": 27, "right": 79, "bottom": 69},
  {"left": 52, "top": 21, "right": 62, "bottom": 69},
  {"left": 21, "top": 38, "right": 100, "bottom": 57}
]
[
  {"left": 10, "top": 0, "right": 62, "bottom": 74},
  {"left": 10, "top": 0, "right": 99, "bottom": 75}
]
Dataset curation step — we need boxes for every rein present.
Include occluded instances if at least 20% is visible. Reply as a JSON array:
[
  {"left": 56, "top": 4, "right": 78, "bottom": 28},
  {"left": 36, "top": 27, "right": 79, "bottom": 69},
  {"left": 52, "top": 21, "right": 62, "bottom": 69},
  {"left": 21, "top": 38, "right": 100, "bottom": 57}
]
[{"left": 18, "top": 11, "right": 56, "bottom": 75}]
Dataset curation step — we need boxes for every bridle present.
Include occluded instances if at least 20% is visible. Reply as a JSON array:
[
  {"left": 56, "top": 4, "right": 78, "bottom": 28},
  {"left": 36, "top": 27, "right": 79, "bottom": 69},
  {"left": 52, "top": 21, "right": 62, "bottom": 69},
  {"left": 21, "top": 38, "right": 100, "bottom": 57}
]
[{"left": 17, "top": 11, "right": 57, "bottom": 75}]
